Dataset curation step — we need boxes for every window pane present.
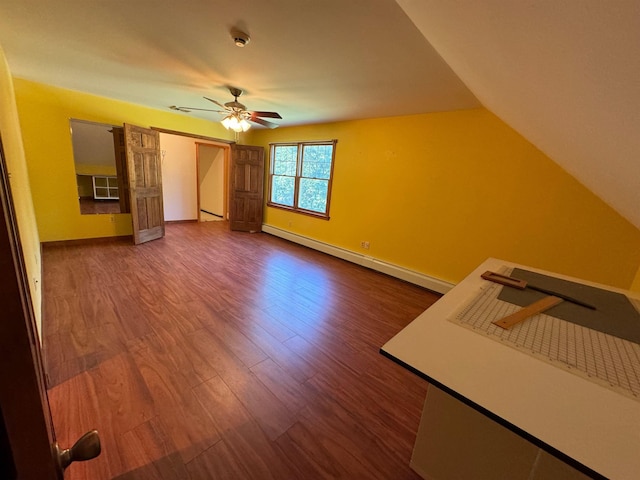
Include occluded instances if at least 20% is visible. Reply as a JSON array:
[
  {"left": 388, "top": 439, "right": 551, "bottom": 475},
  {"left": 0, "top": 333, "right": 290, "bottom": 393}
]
[
  {"left": 298, "top": 178, "right": 328, "bottom": 213},
  {"left": 273, "top": 146, "right": 298, "bottom": 176},
  {"left": 301, "top": 144, "right": 333, "bottom": 179},
  {"left": 271, "top": 175, "right": 295, "bottom": 206}
]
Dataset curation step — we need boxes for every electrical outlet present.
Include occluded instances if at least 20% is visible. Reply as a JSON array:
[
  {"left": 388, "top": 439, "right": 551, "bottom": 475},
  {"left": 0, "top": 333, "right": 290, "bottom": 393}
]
[{"left": 361, "top": 241, "right": 370, "bottom": 249}]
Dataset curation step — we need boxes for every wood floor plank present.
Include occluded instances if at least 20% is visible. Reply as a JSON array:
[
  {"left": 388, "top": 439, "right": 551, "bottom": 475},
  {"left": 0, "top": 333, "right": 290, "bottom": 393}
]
[
  {"left": 129, "top": 337, "right": 222, "bottom": 463},
  {"left": 115, "top": 417, "right": 188, "bottom": 480},
  {"left": 188, "top": 298, "right": 269, "bottom": 368},
  {"left": 145, "top": 323, "right": 209, "bottom": 388},
  {"left": 274, "top": 421, "right": 354, "bottom": 479},
  {"left": 91, "top": 352, "right": 156, "bottom": 435},
  {"left": 188, "top": 328, "right": 296, "bottom": 440},
  {"left": 188, "top": 420, "right": 297, "bottom": 480},
  {"left": 185, "top": 440, "right": 248, "bottom": 480},
  {"left": 298, "top": 393, "right": 420, "bottom": 480},
  {"left": 283, "top": 333, "right": 369, "bottom": 381},
  {"left": 307, "top": 370, "right": 420, "bottom": 464},
  {"left": 220, "top": 309, "right": 318, "bottom": 384},
  {"left": 46, "top": 294, "right": 86, "bottom": 332},
  {"left": 43, "top": 221, "right": 441, "bottom": 478},
  {"left": 48, "top": 370, "right": 121, "bottom": 480},
  {"left": 250, "top": 357, "right": 315, "bottom": 414},
  {"left": 172, "top": 334, "right": 220, "bottom": 385},
  {"left": 44, "top": 321, "right": 126, "bottom": 387},
  {"left": 242, "top": 307, "right": 298, "bottom": 343},
  {"left": 192, "top": 376, "right": 252, "bottom": 435},
  {"left": 106, "top": 283, "right": 156, "bottom": 342},
  {"left": 362, "top": 361, "right": 429, "bottom": 415}
]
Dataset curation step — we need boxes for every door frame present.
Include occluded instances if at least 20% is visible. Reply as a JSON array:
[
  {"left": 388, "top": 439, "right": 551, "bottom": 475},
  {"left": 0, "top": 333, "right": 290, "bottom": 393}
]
[
  {"left": 0, "top": 136, "right": 60, "bottom": 478},
  {"left": 150, "top": 127, "right": 234, "bottom": 224},
  {"left": 195, "top": 141, "right": 230, "bottom": 222}
]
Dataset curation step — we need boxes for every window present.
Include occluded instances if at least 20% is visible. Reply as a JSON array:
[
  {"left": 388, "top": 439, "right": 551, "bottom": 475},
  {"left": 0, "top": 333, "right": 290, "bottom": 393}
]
[{"left": 268, "top": 140, "right": 336, "bottom": 218}]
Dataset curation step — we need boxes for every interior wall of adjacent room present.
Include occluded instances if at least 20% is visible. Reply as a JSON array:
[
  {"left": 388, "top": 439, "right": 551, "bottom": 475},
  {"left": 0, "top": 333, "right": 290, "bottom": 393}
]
[
  {"left": 159, "top": 133, "right": 198, "bottom": 221},
  {"left": 198, "top": 144, "right": 224, "bottom": 218}
]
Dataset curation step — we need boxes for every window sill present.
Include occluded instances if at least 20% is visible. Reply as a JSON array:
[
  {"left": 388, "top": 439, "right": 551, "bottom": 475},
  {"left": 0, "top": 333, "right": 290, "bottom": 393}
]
[{"left": 267, "top": 202, "right": 330, "bottom": 220}]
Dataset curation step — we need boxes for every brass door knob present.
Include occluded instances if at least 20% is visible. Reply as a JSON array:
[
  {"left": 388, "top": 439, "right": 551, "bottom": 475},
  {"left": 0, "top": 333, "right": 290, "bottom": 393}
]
[{"left": 54, "top": 429, "right": 101, "bottom": 471}]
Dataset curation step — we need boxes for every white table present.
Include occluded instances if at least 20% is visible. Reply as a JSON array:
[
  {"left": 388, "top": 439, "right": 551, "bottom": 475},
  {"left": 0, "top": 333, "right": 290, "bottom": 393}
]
[{"left": 381, "top": 258, "right": 640, "bottom": 480}]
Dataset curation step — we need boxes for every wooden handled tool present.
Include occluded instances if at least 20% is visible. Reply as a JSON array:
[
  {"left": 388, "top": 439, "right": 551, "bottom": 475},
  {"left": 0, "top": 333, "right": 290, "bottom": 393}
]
[{"left": 481, "top": 271, "right": 596, "bottom": 310}]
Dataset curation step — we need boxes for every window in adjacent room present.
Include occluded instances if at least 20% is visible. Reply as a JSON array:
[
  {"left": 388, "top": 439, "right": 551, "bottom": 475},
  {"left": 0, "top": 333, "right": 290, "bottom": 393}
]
[{"left": 268, "top": 140, "right": 337, "bottom": 218}]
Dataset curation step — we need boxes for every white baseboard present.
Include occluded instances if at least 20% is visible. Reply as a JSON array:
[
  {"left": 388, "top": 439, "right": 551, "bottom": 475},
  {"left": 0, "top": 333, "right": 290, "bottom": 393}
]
[{"left": 262, "top": 224, "right": 454, "bottom": 294}]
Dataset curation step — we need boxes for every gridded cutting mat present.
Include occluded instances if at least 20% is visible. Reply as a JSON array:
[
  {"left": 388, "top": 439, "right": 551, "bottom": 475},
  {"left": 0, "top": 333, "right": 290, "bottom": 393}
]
[{"left": 449, "top": 270, "right": 640, "bottom": 402}]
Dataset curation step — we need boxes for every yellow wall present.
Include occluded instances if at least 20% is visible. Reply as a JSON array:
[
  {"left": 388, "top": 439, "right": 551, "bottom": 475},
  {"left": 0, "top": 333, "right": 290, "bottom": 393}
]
[
  {"left": 13, "top": 78, "right": 640, "bottom": 291},
  {"left": 74, "top": 164, "right": 117, "bottom": 176},
  {"left": 0, "top": 48, "right": 43, "bottom": 335},
  {"left": 247, "top": 110, "right": 640, "bottom": 289},
  {"left": 13, "top": 79, "right": 234, "bottom": 242},
  {"left": 631, "top": 268, "right": 640, "bottom": 293}
]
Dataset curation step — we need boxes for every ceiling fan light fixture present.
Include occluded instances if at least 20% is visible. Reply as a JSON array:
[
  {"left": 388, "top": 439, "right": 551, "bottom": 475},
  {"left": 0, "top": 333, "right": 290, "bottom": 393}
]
[
  {"left": 174, "top": 87, "right": 279, "bottom": 131},
  {"left": 221, "top": 114, "right": 251, "bottom": 132},
  {"left": 239, "top": 118, "right": 251, "bottom": 132},
  {"left": 221, "top": 115, "right": 234, "bottom": 129}
]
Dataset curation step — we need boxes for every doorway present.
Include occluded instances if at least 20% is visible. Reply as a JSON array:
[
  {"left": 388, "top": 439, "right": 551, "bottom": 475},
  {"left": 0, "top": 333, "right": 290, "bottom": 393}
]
[
  {"left": 156, "top": 132, "right": 230, "bottom": 222},
  {"left": 196, "top": 143, "right": 228, "bottom": 222}
]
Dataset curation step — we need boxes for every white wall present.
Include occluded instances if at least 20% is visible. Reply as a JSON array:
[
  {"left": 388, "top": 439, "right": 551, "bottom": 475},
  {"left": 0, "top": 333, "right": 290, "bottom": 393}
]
[
  {"left": 159, "top": 133, "right": 228, "bottom": 222},
  {"left": 159, "top": 132, "right": 198, "bottom": 221},
  {"left": 198, "top": 145, "right": 224, "bottom": 217}
]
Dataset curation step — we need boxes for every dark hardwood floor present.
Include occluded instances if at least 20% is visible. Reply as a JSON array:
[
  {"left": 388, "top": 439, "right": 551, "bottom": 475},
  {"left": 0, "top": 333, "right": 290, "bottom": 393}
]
[
  {"left": 79, "top": 197, "right": 121, "bottom": 215},
  {"left": 42, "top": 221, "right": 440, "bottom": 479}
]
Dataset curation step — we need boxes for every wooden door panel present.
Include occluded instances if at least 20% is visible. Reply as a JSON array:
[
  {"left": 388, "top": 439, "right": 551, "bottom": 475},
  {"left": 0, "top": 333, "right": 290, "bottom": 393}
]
[
  {"left": 231, "top": 197, "right": 262, "bottom": 223},
  {"left": 125, "top": 124, "right": 165, "bottom": 244},
  {"left": 0, "top": 136, "right": 61, "bottom": 478},
  {"left": 229, "top": 145, "right": 264, "bottom": 232},
  {"left": 112, "top": 127, "right": 130, "bottom": 214},
  {"left": 137, "top": 201, "right": 164, "bottom": 243},
  {"left": 234, "top": 162, "right": 260, "bottom": 192}
]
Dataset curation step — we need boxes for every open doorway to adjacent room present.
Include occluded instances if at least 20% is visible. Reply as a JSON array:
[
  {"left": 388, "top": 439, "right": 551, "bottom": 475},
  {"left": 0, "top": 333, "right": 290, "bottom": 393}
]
[
  {"left": 157, "top": 131, "right": 230, "bottom": 223},
  {"left": 197, "top": 142, "right": 227, "bottom": 222}
]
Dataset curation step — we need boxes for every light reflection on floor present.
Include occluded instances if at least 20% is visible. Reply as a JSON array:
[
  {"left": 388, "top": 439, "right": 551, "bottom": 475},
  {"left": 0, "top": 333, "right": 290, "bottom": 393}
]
[{"left": 260, "top": 251, "right": 334, "bottom": 329}]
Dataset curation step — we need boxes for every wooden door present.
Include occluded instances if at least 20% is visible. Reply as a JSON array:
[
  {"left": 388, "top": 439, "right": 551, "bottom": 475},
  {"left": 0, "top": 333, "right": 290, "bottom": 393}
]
[
  {"left": 0, "top": 136, "right": 61, "bottom": 478},
  {"left": 124, "top": 124, "right": 165, "bottom": 244},
  {"left": 0, "top": 137, "right": 101, "bottom": 478},
  {"left": 229, "top": 144, "right": 264, "bottom": 232}
]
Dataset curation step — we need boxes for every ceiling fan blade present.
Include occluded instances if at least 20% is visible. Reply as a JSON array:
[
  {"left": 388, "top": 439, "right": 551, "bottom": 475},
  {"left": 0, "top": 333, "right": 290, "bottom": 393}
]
[
  {"left": 250, "top": 111, "right": 282, "bottom": 119},
  {"left": 169, "top": 105, "right": 191, "bottom": 113},
  {"left": 175, "top": 106, "right": 225, "bottom": 113},
  {"left": 203, "top": 96, "right": 227, "bottom": 109},
  {"left": 250, "top": 117, "right": 279, "bottom": 129}
]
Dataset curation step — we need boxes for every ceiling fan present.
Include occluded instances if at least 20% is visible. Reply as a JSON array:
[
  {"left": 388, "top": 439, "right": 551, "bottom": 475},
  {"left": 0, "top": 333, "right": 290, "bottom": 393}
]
[{"left": 170, "top": 87, "right": 282, "bottom": 131}]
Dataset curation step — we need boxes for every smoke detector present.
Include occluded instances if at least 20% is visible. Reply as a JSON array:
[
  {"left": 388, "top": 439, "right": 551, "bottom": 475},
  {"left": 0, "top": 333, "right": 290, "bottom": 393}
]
[{"left": 231, "top": 29, "right": 250, "bottom": 47}]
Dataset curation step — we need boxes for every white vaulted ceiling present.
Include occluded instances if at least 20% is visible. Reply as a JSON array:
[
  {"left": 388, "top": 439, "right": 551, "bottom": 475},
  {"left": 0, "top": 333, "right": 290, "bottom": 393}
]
[
  {"left": 397, "top": 0, "right": 640, "bottom": 229},
  {"left": 0, "top": 0, "right": 638, "bottom": 228},
  {"left": 0, "top": 0, "right": 479, "bottom": 124}
]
